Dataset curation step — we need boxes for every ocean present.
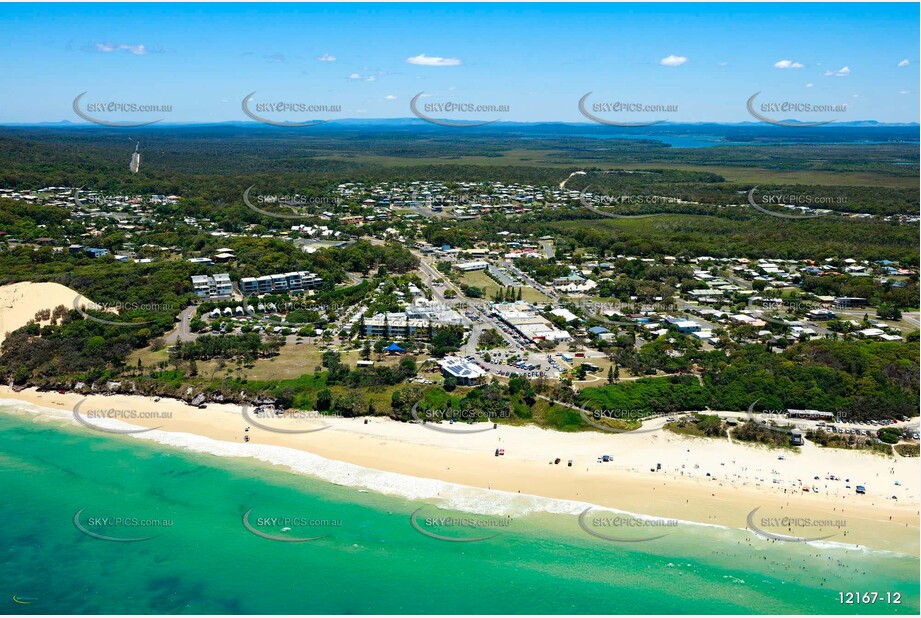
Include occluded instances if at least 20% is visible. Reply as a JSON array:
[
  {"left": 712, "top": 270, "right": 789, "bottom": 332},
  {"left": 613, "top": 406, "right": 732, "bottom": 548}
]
[{"left": 1, "top": 405, "right": 918, "bottom": 615}]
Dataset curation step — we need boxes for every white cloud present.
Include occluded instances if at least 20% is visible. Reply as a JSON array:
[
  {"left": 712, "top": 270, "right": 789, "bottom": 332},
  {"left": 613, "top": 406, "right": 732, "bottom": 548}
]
[
  {"left": 824, "top": 70, "right": 833, "bottom": 76},
  {"left": 92, "top": 42, "right": 148, "bottom": 55},
  {"left": 406, "top": 53, "right": 461, "bottom": 67},
  {"left": 384, "top": 95, "right": 397, "bottom": 100},
  {"left": 836, "top": 66, "right": 850, "bottom": 76},
  {"left": 774, "top": 59, "right": 804, "bottom": 69},
  {"left": 718, "top": 61, "right": 728, "bottom": 67},
  {"left": 347, "top": 73, "right": 377, "bottom": 82},
  {"left": 898, "top": 59, "right": 909, "bottom": 67},
  {"left": 317, "top": 53, "right": 336, "bottom": 62},
  {"left": 899, "top": 90, "right": 910, "bottom": 95},
  {"left": 852, "top": 94, "right": 859, "bottom": 98},
  {"left": 805, "top": 83, "right": 813, "bottom": 88},
  {"left": 659, "top": 54, "right": 687, "bottom": 67}
]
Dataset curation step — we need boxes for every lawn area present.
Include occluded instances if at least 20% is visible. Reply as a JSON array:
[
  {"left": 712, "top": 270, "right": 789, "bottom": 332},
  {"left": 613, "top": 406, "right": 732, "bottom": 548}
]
[
  {"left": 128, "top": 339, "right": 413, "bottom": 383},
  {"left": 460, "top": 270, "right": 551, "bottom": 303}
]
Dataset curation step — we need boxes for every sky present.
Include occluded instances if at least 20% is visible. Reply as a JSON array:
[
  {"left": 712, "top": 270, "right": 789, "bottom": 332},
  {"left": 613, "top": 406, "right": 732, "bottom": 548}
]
[{"left": 0, "top": 2, "right": 918, "bottom": 124}]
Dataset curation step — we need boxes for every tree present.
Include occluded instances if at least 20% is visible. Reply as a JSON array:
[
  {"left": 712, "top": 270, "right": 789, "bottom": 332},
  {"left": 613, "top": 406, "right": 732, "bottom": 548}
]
[
  {"left": 607, "top": 365, "right": 614, "bottom": 384},
  {"left": 877, "top": 303, "right": 902, "bottom": 320},
  {"left": 361, "top": 339, "right": 371, "bottom": 361},
  {"left": 316, "top": 388, "right": 332, "bottom": 411},
  {"left": 444, "top": 375, "right": 458, "bottom": 392}
]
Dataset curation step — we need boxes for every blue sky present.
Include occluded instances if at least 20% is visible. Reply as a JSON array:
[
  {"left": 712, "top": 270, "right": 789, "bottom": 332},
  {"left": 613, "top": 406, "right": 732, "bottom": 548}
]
[{"left": 1, "top": 2, "right": 917, "bottom": 123}]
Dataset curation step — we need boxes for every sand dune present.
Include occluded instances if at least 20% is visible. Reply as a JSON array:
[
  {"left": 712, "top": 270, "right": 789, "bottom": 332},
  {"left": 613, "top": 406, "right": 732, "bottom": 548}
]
[{"left": 0, "top": 282, "right": 96, "bottom": 347}]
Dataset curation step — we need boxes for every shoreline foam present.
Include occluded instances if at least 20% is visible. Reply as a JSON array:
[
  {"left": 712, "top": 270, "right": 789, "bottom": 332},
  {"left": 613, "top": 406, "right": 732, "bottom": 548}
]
[{"left": 1, "top": 389, "right": 917, "bottom": 557}]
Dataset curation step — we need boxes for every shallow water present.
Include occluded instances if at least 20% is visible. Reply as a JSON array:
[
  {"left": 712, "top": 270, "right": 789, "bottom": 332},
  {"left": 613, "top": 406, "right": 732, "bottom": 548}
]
[{"left": 1, "top": 407, "right": 917, "bottom": 614}]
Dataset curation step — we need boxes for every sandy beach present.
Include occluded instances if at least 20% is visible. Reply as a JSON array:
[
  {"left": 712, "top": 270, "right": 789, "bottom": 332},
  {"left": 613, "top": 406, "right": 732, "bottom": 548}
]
[{"left": 1, "top": 386, "right": 917, "bottom": 555}]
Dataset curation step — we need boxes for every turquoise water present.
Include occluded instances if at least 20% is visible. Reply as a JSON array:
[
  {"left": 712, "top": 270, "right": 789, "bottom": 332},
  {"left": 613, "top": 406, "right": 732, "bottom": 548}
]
[{"left": 1, "top": 408, "right": 918, "bottom": 615}]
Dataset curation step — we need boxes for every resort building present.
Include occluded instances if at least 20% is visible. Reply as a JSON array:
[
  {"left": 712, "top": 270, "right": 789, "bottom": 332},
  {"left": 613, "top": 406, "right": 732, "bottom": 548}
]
[
  {"left": 239, "top": 271, "right": 323, "bottom": 295},
  {"left": 363, "top": 301, "right": 466, "bottom": 339},
  {"left": 191, "top": 273, "right": 233, "bottom": 299}
]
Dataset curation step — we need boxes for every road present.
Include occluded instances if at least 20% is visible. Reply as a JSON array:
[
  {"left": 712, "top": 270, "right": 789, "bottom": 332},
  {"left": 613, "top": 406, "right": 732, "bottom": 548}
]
[{"left": 164, "top": 305, "right": 199, "bottom": 343}]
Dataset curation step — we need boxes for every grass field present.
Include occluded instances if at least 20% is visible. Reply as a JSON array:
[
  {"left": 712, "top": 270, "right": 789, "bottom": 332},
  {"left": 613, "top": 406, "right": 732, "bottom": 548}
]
[
  {"left": 460, "top": 270, "right": 551, "bottom": 303},
  {"left": 128, "top": 339, "right": 412, "bottom": 383}
]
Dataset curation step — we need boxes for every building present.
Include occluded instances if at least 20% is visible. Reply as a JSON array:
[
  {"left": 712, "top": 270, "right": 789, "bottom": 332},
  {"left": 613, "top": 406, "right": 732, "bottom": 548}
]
[
  {"left": 404, "top": 299, "right": 465, "bottom": 326},
  {"left": 493, "top": 302, "right": 571, "bottom": 343},
  {"left": 364, "top": 313, "right": 432, "bottom": 339},
  {"left": 806, "top": 309, "right": 836, "bottom": 320},
  {"left": 834, "top": 297, "right": 868, "bottom": 308},
  {"left": 363, "top": 301, "right": 465, "bottom": 339},
  {"left": 191, "top": 273, "right": 233, "bottom": 299},
  {"left": 239, "top": 271, "right": 323, "bottom": 295},
  {"left": 213, "top": 273, "right": 233, "bottom": 297},
  {"left": 438, "top": 357, "right": 487, "bottom": 386},
  {"left": 550, "top": 308, "right": 579, "bottom": 323},
  {"left": 673, "top": 320, "right": 702, "bottom": 334},
  {"left": 455, "top": 260, "right": 489, "bottom": 272}
]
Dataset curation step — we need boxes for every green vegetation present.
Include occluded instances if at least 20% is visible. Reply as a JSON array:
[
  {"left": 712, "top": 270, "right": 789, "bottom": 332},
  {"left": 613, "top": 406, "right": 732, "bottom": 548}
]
[
  {"left": 702, "top": 340, "right": 919, "bottom": 421},
  {"left": 0, "top": 126, "right": 918, "bottom": 434},
  {"left": 477, "top": 328, "right": 505, "bottom": 350},
  {"left": 579, "top": 375, "right": 708, "bottom": 414},
  {"left": 665, "top": 414, "right": 726, "bottom": 438},
  {"left": 731, "top": 421, "right": 796, "bottom": 449},
  {"left": 806, "top": 429, "right": 894, "bottom": 456},
  {"left": 894, "top": 444, "right": 919, "bottom": 457}
]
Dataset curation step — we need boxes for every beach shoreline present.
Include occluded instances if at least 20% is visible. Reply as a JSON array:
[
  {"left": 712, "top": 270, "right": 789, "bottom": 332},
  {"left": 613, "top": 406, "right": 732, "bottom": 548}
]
[{"left": 1, "top": 385, "right": 918, "bottom": 556}]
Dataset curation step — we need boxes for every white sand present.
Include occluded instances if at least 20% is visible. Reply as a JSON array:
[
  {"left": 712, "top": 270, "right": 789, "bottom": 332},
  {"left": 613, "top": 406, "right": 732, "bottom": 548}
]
[
  {"left": 2, "top": 387, "right": 917, "bottom": 555},
  {"left": 0, "top": 282, "right": 92, "bottom": 347}
]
